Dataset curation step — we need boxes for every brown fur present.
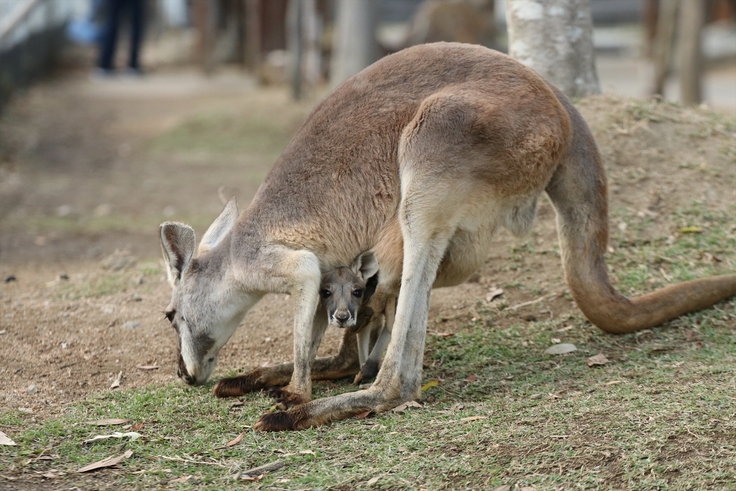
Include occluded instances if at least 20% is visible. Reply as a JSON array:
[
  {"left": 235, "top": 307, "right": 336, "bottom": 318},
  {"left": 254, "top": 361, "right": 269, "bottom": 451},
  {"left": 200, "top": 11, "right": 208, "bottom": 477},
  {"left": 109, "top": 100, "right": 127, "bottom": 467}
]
[{"left": 160, "top": 43, "right": 736, "bottom": 432}]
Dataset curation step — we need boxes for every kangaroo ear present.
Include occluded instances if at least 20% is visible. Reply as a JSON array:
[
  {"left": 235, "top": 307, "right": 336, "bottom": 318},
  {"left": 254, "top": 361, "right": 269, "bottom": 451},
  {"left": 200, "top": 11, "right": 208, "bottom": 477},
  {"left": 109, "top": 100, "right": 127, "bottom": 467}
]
[
  {"left": 198, "top": 197, "right": 238, "bottom": 255},
  {"left": 160, "top": 222, "right": 196, "bottom": 286},
  {"left": 364, "top": 273, "right": 379, "bottom": 302},
  {"left": 352, "top": 250, "right": 379, "bottom": 281}
]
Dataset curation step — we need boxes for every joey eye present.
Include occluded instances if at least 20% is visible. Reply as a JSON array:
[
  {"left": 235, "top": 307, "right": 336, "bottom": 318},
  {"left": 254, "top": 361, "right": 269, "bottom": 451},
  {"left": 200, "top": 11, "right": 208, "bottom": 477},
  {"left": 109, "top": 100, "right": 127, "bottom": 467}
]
[
  {"left": 320, "top": 290, "right": 332, "bottom": 299},
  {"left": 352, "top": 289, "right": 363, "bottom": 298},
  {"left": 208, "top": 357, "right": 215, "bottom": 363}
]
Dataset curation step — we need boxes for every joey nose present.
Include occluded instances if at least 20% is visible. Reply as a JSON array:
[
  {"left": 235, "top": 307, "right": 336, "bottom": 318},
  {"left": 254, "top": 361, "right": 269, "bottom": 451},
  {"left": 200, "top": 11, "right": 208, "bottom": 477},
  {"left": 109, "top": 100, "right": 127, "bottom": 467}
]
[{"left": 335, "top": 311, "right": 350, "bottom": 323}]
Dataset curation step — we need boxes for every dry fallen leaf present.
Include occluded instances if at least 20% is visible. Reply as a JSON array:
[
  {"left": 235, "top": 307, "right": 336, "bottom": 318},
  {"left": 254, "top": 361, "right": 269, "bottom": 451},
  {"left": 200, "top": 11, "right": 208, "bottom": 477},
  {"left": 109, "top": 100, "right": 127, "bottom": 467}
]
[
  {"left": 461, "top": 415, "right": 489, "bottom": 423},
  {"left": 491, "top": 486, "right": 511, "bottom": 491},
  {"left": 85, "top": 419, "right": 130, "bottom": 426},
  {"left": 355, "top": 411, "right": 372, "bottom": 419},
  {"left": 135, "top": 365, "right": 159, "bottom": 371},
  {"left": 392, "top": 401, "right": 422, "bottom": 413},
  {"left": 605, "top": 380, "right": 622, "bottom": 386},
  {"left": 367, "top": 475, "right": 381, "bottom": 486},
  {"left": 226, "top": 432, "right": 245, "bottom": 448},
  {"left": 544, "top": 343, "right": 577, "bottom": 355},
  {"left": 0, "top": 431, "right": 16, "bottom": 446},
  {"left": 421, "top": 380, "right": 439, "bottom": 391},
  {"left": 299, "top": 450, "right": 316, "bottom": 456},
  {"left": 466, "top": 374, "right": 478, "bottom": 383},
  {"left": 169, "top": 475, "right": 195, "bottom": 483},
  {"left": 77, "top": 449, "right": 133, "bottom": 473},
  {"left": 131, "top": 422, "right": 144, "bottom": 431},
  {"left": 110, "top": 371, "right": 123, "bottom": 389},
  {"left": 239, "top": 460, "right": 285, "bottom": 478},
  {"left": 83, "top": 432, "right": 141, "bottom": 445},
  {"left": 586, "top": 353, "right": 609, "bottom": 367},
  {"left": 679, "top": 226, "right": 702, "bottom": 234},
  {"left": 486, "top": 287, "right": 504, "bottom": 302}
]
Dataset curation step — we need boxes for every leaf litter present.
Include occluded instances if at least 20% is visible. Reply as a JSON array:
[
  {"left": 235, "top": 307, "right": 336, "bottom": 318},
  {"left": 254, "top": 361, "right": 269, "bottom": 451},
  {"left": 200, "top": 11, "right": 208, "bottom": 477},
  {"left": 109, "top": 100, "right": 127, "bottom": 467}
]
[
  {"left": 0, "top": 431, "right": 16, "bottom": 446},
  {"left": 83, "top": 432, "right": 141, "bottom": 445},
  {"left": 77, "top": 450, "right": 133, "bottom": 473},
  {"left": 586, "top": 352, "right": 609, "bottom": 367}
]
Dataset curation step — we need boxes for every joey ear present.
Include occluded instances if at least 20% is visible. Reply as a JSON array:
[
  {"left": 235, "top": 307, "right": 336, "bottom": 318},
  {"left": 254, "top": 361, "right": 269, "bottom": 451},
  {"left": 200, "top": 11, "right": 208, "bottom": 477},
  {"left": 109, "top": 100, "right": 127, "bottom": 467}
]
[
  {"left": 198, "top": 197, "right": 238, "bottom": 255},
  {"left": 351, "top": 250, "right": 379, "bottom": 281},
  {"left": 160, "top": 222, "right": 196, "bottom": 286}
]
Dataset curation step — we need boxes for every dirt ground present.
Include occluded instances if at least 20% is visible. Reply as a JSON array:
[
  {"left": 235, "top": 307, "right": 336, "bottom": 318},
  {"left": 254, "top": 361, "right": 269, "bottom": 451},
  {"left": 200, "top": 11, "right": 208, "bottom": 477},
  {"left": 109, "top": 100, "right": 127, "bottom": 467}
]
[{"left": 1, "top": 65, "right": 735, "bottom": 430}]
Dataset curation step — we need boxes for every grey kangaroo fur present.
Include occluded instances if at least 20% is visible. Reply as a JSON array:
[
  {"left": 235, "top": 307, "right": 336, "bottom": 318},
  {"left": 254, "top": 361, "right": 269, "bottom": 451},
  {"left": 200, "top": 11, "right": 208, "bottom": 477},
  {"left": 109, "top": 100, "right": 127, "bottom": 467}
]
[{"left": 159, "top": 43, "right": 736, "bottom": 431}]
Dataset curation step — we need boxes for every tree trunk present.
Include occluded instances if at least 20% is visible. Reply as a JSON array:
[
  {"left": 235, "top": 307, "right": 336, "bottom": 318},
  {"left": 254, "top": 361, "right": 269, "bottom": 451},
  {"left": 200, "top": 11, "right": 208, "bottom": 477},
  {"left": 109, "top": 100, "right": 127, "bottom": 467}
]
[
  {"left": 243, "top": 0, "right": 262, "bottom": 72},
  {"left": 677, "top": 0, "right": 704, "bottom": 105},
  {"left": 330, "top": 0, "right": 378, "bottom": 88},
  {"left": 287, "top": 0, "right": 304, "bottom": 100},
  {"left": 506, "top": 0, "right": 600, "bottom": 98},
  {"left": 302, "top": 0, "right": 322, "bottom": 86},
  {"left": 651, "top": 0, "right": 678, "bottom": 96}
]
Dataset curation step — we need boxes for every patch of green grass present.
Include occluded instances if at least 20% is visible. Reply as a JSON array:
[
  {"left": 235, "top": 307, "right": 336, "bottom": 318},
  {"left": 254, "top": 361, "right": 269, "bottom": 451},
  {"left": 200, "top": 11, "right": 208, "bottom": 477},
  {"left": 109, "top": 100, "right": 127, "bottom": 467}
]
[
  {"left": 52, "top": 263, "right": 162, "bottom": 300},
  {"left": 55, "top": 272, "right": 131, "bottom": 300},
  {"left": 10, "top": 212, "right": 219, "bottom": 236},
  {"left": 149, "top": 113, "right": 293, "bottom": 160},
  {"left": 609, "top": 203, "right": 736, "bottom": 295},
  {"left": 3, "top": 296, "right": 734, "bottom": 490}
]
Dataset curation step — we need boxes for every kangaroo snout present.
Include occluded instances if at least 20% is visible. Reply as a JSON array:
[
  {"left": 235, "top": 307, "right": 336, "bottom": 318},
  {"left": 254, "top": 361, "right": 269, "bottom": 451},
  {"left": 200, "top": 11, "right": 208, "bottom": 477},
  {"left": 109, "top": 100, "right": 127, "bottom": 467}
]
[
  {"left": 177, "top": 354, "right": 213, "bottom": 386},
  {"left": 331, "top": 309, "right": 354, "bottom": 327},
  {"left": 178, "top": 368, "right": 196, "bottom": 385}
]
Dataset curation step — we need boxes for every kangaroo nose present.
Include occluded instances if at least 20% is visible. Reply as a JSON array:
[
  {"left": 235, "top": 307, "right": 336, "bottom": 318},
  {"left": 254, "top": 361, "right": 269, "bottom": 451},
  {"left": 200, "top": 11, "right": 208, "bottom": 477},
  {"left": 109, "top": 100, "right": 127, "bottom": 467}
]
[
  {"left": 177, "top": 367, "right": 196, "bottom": 385},
  {"left": 335, "top": 311, "right": 350, "bottom": 323}
]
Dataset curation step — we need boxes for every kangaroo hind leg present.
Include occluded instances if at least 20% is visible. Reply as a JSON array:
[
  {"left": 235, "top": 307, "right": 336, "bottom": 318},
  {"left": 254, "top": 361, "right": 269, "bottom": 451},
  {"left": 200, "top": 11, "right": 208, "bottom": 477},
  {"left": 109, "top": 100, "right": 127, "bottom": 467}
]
[{"left": 254, "top": 90, "right": 500, "bottom": 430}]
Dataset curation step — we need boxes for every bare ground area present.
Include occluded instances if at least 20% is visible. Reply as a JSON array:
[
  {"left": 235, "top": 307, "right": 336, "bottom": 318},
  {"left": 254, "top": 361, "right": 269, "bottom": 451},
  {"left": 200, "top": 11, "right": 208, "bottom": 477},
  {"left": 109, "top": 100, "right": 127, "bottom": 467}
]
[{"left": 0, "top": 67, "right": 735, "bottom": 488}]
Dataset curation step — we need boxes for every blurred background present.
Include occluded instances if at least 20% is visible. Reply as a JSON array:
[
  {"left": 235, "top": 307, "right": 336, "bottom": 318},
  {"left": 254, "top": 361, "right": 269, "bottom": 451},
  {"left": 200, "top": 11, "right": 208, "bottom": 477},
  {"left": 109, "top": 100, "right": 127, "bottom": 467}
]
[
  {"left": 1, "top": 0, "right": 735, "bottom": 112},
  {"left": 0, "top": 0, "right": 735, "bottom": 263}
]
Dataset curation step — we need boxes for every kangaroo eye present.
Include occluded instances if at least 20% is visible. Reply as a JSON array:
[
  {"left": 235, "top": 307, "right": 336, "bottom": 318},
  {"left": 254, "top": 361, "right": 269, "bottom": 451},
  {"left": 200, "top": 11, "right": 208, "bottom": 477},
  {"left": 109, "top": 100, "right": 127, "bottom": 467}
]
[
  {"left": 320, "top": 290, "right": 332, "bottom": 299},
  {"left": 352, "top": 289, "right": 363, "bottom": 298}
]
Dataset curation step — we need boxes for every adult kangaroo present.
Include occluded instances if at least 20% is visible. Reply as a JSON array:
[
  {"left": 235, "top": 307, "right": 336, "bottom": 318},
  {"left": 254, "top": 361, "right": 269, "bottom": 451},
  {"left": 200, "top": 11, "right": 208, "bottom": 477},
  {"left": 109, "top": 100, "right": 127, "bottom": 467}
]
[{"left": 159, "top": 43, "right": 736, "bottom": 431}]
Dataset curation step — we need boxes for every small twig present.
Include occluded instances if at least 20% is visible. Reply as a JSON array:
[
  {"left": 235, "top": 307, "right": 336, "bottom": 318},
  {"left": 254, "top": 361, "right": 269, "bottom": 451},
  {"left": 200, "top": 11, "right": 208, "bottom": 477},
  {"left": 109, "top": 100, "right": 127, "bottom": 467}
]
[
  {"left": 511, "top": 292, "right": 560, "bottom": 310},
  {"left": 240, "top": 460, "right": 285, "bottom": 477},
  {"left": 156, "top": 455, "right": 228, "bottom": 468},
  {"left": 28, "top": 447, "right": 52, "bottom": 463}
]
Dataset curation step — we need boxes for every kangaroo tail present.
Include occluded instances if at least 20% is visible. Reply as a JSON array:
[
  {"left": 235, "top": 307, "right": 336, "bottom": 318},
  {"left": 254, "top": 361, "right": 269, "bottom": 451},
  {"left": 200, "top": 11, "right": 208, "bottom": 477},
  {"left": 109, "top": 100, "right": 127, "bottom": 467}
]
[{"left": 545, "top": 93, "right": 736, "bottom": 334}]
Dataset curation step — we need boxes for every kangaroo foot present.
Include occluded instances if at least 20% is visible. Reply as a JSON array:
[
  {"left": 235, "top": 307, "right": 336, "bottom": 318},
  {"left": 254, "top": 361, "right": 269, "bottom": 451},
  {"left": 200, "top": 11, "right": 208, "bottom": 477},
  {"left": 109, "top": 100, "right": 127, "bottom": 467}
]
[
  {"left": 253, "top": 389, "right": 394, "bottom": 431},
  {"left": 213, "top": 370, "right": 269, "bottom": 397}
]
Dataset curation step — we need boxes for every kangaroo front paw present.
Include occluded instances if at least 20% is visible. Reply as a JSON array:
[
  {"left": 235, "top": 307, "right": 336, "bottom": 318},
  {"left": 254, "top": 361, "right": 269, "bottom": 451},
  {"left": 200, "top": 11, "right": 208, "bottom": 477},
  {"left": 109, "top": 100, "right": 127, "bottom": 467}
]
[
  {"left": 269, "top": 387, "right": 309, "bottom": 409},
  {"left": 213, "top": 370, "right": 267, "bottom": 398},
  {"left": 353, "top": 359, "right": 379, "bottom": 385}
]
